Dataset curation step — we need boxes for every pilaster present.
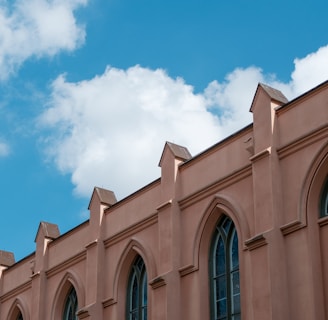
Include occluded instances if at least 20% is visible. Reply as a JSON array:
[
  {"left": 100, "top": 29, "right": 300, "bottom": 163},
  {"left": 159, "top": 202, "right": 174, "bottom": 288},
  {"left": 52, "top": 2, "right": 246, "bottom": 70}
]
[
  {"left": 157, "top": 142, "right": 191, "bottom": 320},
  {"left": 32, "top": 222, "right": 59, "bottom": 320},
  {"left": 85, "top": 187, "right": 117, "bottom": 319},
  {"left": 249, "top": 83, "right": 289, "bottom": 320}
]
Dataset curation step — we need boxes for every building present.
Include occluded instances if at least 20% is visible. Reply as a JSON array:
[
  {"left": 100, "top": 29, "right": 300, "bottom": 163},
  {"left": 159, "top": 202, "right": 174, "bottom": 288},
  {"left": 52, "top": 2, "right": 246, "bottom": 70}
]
[{"left": 0, "top": 81, "right": 328, "bottom": 320}]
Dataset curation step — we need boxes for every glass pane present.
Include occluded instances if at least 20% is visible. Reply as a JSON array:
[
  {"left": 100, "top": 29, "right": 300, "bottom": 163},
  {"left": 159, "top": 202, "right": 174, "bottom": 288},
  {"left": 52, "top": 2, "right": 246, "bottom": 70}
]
[
  {"left": 142, "top": 273, "right": 148, "bottom": 306},
  {"left": 215, "top": 236, "right": 225, "bottom": 276},
  {"left": 232, "top": 293, "right": 241, "bottom": 314},
  {"left": 217, "top": 298, "right": 227, "bottom": 317},
  {"left": 231, "top": 271, "right": 240, "bottom": 295},
  {"left": 230, "top": 230, "right": 239, "bottom": 270},
  {"left": 216, "top": 276, "right": 227, "bottom": 300},
  {"left": 131, "top": 276, "right": 139, "bottom": 310},
  {"left": 141, "top": 271, "right": 148, "bottom": 320},
  {"left": 17, "top": 312, "right": 23, "bottom": 320}
]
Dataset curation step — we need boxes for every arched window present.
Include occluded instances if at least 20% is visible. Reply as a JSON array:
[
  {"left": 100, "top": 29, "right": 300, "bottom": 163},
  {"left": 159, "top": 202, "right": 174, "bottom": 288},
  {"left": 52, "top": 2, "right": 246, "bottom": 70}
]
[
  {"left": 127, "top": 255, "right": 148, "bottom": 320},
  {"left": 210, "top": 215, "right": 240, "bottom": 320},
  {"left": 320, "top": 177, "right": 328, "bottom": 217},
  {"left": 16, "top": 312, "right": 23, "bottom": 320},
  {"left": 63, "top": 286, "right": 78, "bottom": 320}
]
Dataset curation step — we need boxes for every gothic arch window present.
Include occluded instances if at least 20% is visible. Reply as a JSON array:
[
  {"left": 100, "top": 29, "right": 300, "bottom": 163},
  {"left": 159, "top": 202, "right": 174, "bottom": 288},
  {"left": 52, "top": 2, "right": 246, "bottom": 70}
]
[
  {"left": 127, "top": 255, "right": 148, "bottom": 320},
  {"left": 16, "top": 312, "right": 23, "bottom": 320},
  {"left": 210, "top": 215, "right": 240, "bottom": 320},
  {"left": 63, "top": 286, "right": 78, "bottom": 320},
  {"left": 320, "top": 177, "right": 328, "bottom": 217}
]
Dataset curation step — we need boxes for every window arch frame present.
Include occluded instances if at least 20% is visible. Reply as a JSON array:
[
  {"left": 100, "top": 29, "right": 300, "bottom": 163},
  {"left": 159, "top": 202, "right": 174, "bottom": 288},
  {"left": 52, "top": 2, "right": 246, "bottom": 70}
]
[
  {"left": 209, "top": 215, "right": 241, "bottom": 320},
  {"left": 126, "top": 255, "right": 148, "bottom": 320},
  {"left": 7, "top": 298, "right": 29, "bottom": 320},
  {"left": 51, "top": 271, "right": 85, "bottom": 320}
]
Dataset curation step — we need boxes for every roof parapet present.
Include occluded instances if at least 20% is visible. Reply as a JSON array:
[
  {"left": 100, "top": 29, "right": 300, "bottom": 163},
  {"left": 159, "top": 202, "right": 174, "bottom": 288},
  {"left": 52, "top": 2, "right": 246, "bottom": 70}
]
[
  {"left": 250, "top": 83, "right": 288, "bottom": 113},
  {"left": 159, "top": 141, "right": 192, "bottom": 200},
  {"left": 159, "top": 141, "right": 192, "bottom": 167},
  {"left": 35, "top": 221, "right": 60, "bottom": 242},
  {"left": 250, "top": 83, "right": 288, "bottom": 153},
  {"left": 88, "top": 187, "right": 117, "bottom": 210},
  {"left": 0, "top": 250, "right": 15, "bottom": 267}
]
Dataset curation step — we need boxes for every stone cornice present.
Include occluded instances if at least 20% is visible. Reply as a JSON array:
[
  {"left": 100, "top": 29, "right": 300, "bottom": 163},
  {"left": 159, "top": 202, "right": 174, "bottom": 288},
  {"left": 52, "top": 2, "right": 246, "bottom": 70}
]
[
  {"left": 104, "top": 212, "right": 158, "bottom": 248},
  {"left": 244, "top": 234, "right": 267, "bottom": 251},
  {"left": 277, "top": 124, "right": 328, "bottom": 160},
  {"left": 178, "top": 264, "right": 198, "bottom": 277},
  {"left": 280, "top": 220, "right": 306, "bottom": 236},
  {"left": 149, "top": 276, "right": 166, "bottom": 289},
  {"left": 103, "top": 298, "right": 116, "bottom": 308},
  {"left": 318, "top": 216, "right": 328, "bottom": 227},
  {"left": 77, "top": 309, "right": 90, "bottom": 319},
  {"left": 156, "top": 199, "right": 172, "bottom": 212},
  {"left": 0, "top": 279, "right": 32, "bottom": 302},
  {"left": 249, "top": 147, "right": 271, "bottom": 163},
  {"left": 85, "top": 239, "right": 98, "bottom": 249},
  {"left": 178, "top": 164, "right": 252, "bottom": 210},
  {"left": 46, "top": 250, "right": 86, "bottom": 278}
]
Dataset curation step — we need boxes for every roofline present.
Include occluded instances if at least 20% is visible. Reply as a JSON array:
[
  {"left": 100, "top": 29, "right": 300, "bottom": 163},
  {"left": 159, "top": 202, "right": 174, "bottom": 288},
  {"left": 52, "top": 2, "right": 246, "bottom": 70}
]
[
  {"left": 3, "top": 220, "right": 90, "bottom": 271},
  {"left": 276, "top": 79, "right": 328, "bottom": 112},
  {"left": 104, "top": 178, "right": 161, "bottom": 213},
  {"left": 180, "top": 122, "right": 253, "bottom": 168},
  {"left": 2, "top": 251, "right": 35, "bottom": 273}
]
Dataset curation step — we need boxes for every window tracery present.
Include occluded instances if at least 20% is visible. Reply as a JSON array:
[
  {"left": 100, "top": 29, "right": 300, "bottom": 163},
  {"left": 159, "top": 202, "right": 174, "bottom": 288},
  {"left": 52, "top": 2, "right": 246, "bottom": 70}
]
[
  {"left": 210, "top": 215, "right": 240, "bottom": 320},
  {"left": 127, "top": 255, "right": 148, "bottom": 320},
  {"left": 63, "top": 286, "right": 78, "bottom": 320}
]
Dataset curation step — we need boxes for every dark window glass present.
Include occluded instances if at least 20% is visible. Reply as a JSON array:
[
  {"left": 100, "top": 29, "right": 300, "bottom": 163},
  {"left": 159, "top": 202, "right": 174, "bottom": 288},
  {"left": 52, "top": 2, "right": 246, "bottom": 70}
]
[
  {"left": 63, "top": 287, "right": 78, "bottom": 320},
  {"left": 127, "top": 255, "right": 148, "bottom": 320},
  {"left": 320, "top": 178, "right": 328, "bottom": 217},
  {"left": 16, "top": 312, "right": 23, "bottom": 320},
  {"left": 210, "top": 215, "right": 240, "bottom": 320}
]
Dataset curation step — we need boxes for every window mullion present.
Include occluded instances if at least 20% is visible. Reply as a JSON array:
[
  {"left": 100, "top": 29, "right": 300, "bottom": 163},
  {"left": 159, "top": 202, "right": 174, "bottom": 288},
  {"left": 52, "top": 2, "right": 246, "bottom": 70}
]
[{"left": 225, "top": 230, "right": 232, "bottom": 320}]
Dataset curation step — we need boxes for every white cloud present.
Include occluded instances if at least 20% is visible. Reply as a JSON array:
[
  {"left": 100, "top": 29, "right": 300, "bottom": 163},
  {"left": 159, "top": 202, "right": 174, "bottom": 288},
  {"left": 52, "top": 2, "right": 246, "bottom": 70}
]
[
  {"left": 0, "top": 140, "right": 10, "bottom": 157},
  {"left": 290, "top": 46, "right": 328, "bottom": 95},
  {"left": 39, "top": 66, "right": 225, "bottom": 198},
  {"left": 0, "top": 0, "right": 87, "bottom": 80},
  {"left": 39, "top": 45, "right": 328, "bottom": 200}
]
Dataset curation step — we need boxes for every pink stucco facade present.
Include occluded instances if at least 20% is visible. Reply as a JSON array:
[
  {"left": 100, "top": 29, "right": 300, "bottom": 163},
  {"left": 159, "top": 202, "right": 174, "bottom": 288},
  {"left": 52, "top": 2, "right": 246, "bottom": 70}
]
[{"left": 1, "top": 81, "right": 328, "bottom": 320}]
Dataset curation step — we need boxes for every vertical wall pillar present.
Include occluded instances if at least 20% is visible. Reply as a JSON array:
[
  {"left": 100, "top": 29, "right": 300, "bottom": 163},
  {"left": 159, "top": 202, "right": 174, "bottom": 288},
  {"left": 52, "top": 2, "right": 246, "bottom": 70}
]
[
  {"left": 84, "top": 187, "right": 117, "bottom": 319},
  {"left": 32, "top": 222, "right": 59, "bottom": 320},
  {"left": 157, "top": 142, "right": 192, "bottom": 320},
  {"left": 0, "top": 250, "right": 15, "bottom": 319},
  {"left": 249, "top": 83, "right": 290, "bottom": 320}
]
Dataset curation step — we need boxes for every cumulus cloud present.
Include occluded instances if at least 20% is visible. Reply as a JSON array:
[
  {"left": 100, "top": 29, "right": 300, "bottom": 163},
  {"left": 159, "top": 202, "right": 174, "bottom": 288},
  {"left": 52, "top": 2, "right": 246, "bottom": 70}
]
[
  {"left": 0, "top": 0, "right": 87, "bottom": 80},
  {"left": 290, "top": 45, "right": 328, "bottom": 95},
  {"left": 40, "top": 66, "right": 224, "bottom": 198},
  {"left": 39, "top": 45, "right": 328, "bottom": 200}
]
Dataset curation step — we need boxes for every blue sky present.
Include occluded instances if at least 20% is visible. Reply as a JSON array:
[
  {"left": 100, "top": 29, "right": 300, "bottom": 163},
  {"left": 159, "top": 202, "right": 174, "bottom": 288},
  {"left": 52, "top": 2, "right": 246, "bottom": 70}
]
[{"left": 0, "top": 0, "right": 328, "bottom": 261}]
